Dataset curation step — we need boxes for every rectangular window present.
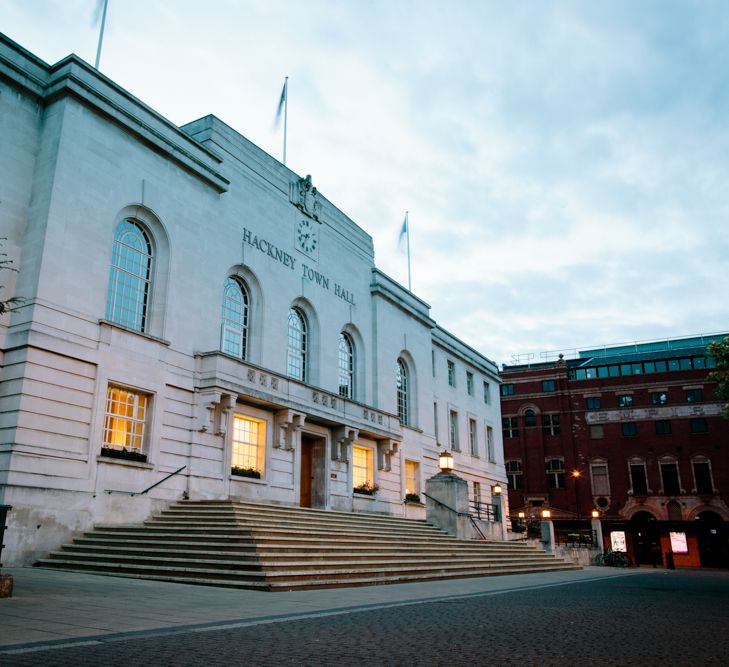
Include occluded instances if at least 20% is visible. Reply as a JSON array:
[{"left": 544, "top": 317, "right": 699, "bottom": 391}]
[
  {"left": 686, "top": 388, "right": 703, "bottom": 403},
  {"left": 693, "top": 356, "right": 706, "bottom": 369},
  {"left": 650, "top": 392, "right": 668, "bottom": 405},
  {"left": 405, "top": 459, "right": 420, "bottom": 497},
  {"left": 431, "top": 349, "right": 436, "bottom": 376},
  {"left": 586, "top": 396, "right": 601, "bottom": 410},
  {"left": 433, "top": 402, "right": 439, "bottom": 442},
  {"left": 447, "top": 360, "right": 456, "bottom": 387},
  {"left": 449, "top": 410, "right": 460, "bottom": 450},
  {"left": 590, "top": 463, "right": 610, "bottom": 496},
  {"left": 630, "top": 463, "right": 648, "bottom": 495},
  {"left": 590, "top": 424, "right": 604, "bottom": 439},
  {"left": 469, "top": 418, "right": 478, "bottom": 456},
  {"left": 546, "top": 458, "right": 565, "bottom": 489},
  {"left": 660, "top": 462, "right": 681, "bottom": 495},
  {"left": 506, "top": 460, "right": 522, "bottom": 490},
  {"left": 103, "top": 386, "right": 149, "bottom": 456},
  {"left": 466, "top": 371, "right": 474, "bottom": 396},
  {"left": 501, "top": 384, "right": 515, "bottom": 397},
  {"left": 502, "top": 416, "right": 518, "bottom": 439},
  {"left": 483, "top": 381, "right": 490, "bottom": 404},
  {"left": 232, "top": 415, "right": 266, "bottom": 474},
  {"left": 690, "top": 418, "right": 708, "bottom": 433},
  {"left": 542, "top": 414, "right": 560, "bottom": 436},
  {"left": 486, "top": 426, "right": 495, "bottom": 462},
  {"left": 618, "top": 395, "right": 633, "bottom": 408},
  {"left": 693, "top": 461, "right": 713, "bottom": 495},
  {"left": 655, "top": 420, "right": 672, "bottom": 435},
  {"left": 542, "top": 379, "right": 557, "bottom": 392},
  {"left": 353, "top": 445, "right": 374, "bottom": 490},
  {"left": 621, "top": 422, "right": 638, "bottom": 437},
  {"left": 655, "top": 360, "right": 668, "bottom": 372}
]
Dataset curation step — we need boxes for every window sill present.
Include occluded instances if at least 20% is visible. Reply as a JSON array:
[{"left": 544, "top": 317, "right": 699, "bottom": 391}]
[
  {"left": 353, "top": 492, "right": 377, "bottom": 500},
  {"left": 99, "top": 319, "right": 171, "bottom": 346},
  {"left": 229, "top": 474, "right": 266, "bottom": 484},
  {"left": 97, "top": 455, "right": 154, "bottom": 470}
]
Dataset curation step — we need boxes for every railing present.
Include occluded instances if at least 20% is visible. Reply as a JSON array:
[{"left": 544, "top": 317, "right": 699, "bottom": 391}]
[
  {"left": 470, "top": 498, "right": 500, "bottom": 522},
  {"left": 105, "top": 465, "right": 186, "bottom": 496},
  {"left": 422, "top": 492, "right": 487, "bottom": 540}
]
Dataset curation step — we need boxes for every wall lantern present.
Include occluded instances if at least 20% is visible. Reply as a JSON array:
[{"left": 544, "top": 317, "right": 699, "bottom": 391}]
[
  {"left": 571, "top": 470, "right": 582, "bottom": 479},
  {"left": 541, "top": 509, "right": 551, "bottom": 519},
  {"left": 438, "top": 450, "right": 454, "bottom": 473},
  {"left": 591, "top": 509, "right": 600, "bottom": 519},
  {"left": 493, "top": 484, "right": 503, "bottom": 496},
  {"left": 517, "top": 511, "right": 526, "bottom": 519}
]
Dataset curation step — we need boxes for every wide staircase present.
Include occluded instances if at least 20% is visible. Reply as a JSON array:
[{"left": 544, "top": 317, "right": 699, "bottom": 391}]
[{"left": 36, "top": 500, "right": 579, "bottom": 590}]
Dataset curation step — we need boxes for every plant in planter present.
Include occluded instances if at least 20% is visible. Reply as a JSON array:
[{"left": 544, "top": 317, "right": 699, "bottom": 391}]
[
  {"left": 404, "top": 492, "right": 421, "bottom": 504},
  {"left": 100, "top": 446, "right": 148, "bottom": 463},
  {"left": 353, "top": 482, "right": 379, "bottom": 496},
  {"left": 231, "top": 466, "right": 261, "bottom": 479}
]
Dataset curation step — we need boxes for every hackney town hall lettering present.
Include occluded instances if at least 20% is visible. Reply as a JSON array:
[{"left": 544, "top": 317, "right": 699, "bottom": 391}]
[{"left": 243, "top": 228, "right": 356, "bottom": 306}]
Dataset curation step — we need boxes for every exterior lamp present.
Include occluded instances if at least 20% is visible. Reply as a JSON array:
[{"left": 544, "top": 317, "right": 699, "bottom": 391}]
[
  {"left": 493, "top": 484, "right": 503, "bottom": 496},
  {"left": 438, "top": 450, "right": 454, "bottom": 473},
  {"left": 517, "top": 511, "right": 525, "bottom": 520},
  {"left": 541, "top": 509, "right": 551, "bottom": 519},
  {"left": 591, "top": 509, "right": 600, "bottom": 519},
  {"left": 571, "top": 470, "right": 582, "bottom": 479}
]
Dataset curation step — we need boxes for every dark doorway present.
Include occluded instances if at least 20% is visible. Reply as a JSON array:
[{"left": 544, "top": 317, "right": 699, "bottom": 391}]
[
  {"left": 631, "top": 511, "right": 661, "bottom": 567},
  {"left": 300, "top": 434, "right": 326, "bottom": 508},
  {"left": 695, "top": 511, "right": 729, "bottom": 568}
]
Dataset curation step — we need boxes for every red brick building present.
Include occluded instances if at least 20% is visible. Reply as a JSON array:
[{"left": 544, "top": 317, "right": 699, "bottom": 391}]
[{"left": 500, "top": 334, "right": 729, "bottom": 568}]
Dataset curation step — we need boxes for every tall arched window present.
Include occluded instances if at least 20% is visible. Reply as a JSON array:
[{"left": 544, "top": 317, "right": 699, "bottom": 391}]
[
  {"left": 287, "top": 308, "right": 307, "bottom": 381},
  {"left": 221, "top": 277, "right": 250, "bottom": 359},
  {"left": 105, "top": 219, "right": 153, "bottom": 332},
  {"left": 396, "top": 358, "right": 409, "bottom": 425},
  {"left": 338, "top": 333, "right": 355, "bottom": 398}
]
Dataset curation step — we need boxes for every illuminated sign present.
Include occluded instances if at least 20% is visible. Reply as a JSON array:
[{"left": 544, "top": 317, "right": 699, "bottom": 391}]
[
  {"left": 610, "top": 531, "right": 627, "bottom": 552},
  {"left": 669, "top": 532, "right": 688, "bottom": 554}
]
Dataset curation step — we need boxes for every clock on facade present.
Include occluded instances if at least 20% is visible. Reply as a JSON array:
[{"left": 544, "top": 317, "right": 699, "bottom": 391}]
[{"left": 296, "top": 218, "right": 318, "bottom": 255}]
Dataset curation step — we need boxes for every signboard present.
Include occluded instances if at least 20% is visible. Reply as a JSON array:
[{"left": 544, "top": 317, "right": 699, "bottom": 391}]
[
  {"left": 669, "top": 531, "right": 688, "bottom": 554},
  {"left": 610, "top": 531, "right": 627, "bottom": 552}
]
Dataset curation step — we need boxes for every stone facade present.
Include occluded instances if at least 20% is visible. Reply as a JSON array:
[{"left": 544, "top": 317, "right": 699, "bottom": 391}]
[{"left": 0, "top": 35, "right": 506, "bottom": 565}]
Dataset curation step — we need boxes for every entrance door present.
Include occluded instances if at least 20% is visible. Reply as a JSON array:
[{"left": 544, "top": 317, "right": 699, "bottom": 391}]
[
  {"left": 631, "top": 511, "right": 660, "bottom": 566},
  {"left": 300, "top": 434, "right": 326, "bottom": 508}
]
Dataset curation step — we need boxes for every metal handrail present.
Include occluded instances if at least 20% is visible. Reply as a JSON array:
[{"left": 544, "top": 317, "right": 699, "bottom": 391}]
[
  {"left": 470, "top": 499, "right": 500, "bottom": 522},
  {"left": 422, "top": 492, "right": 487, "bottom": 540},
  {"left": 105, "top": 465, "right": 186, "bottom": 496}
]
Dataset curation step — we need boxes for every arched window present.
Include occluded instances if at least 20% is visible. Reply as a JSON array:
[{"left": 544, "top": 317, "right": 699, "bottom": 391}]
[
  {"left": 105, "top": 219, "right": 153, "bottom": 332},
  {"left": 338, "top": 332, "right": 355, "bottom": 398},
  {"left": 221, "top": 277, "right": 250, "bottom": 359},
  {"left": 524, "top": 409, "right": 537, "bottom": 427},
  {"left": 396, "top": 358, "right": 409, "bottom": 425},
  {"left": 287, "top": 308, "right": 307, "bottom": 381}
]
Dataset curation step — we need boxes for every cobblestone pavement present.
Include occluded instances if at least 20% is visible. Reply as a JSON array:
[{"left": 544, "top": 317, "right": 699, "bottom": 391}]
[{"left": 3, "top": 570, "right": 727, "bottom": 666}]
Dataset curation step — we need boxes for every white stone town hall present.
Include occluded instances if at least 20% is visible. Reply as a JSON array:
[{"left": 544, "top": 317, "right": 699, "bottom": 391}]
[{"left": 0, "top": 34, "right": 506, "bottom": 566}]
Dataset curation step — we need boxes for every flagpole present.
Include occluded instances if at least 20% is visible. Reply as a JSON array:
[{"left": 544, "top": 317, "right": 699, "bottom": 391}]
[
  {"left": 283, "top": 76, "right": 288, "bottom": 166},
  {"left": 406, "top": 211, "right": 411, "bottom": 291},
  {"left": 94, "top": 0, "right": 109, "bottom": 70}
]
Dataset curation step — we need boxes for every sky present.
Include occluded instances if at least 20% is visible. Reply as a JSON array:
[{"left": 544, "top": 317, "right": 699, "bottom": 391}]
[{"left": 3, "top": 0, "right": 729, "bottom": 366}]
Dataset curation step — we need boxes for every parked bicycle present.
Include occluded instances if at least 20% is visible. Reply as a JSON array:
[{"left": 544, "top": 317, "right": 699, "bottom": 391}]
[{"left": 594, "top": 550, "right": 633, "bottom": 567}]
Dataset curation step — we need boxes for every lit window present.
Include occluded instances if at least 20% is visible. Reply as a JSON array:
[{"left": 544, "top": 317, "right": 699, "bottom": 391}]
[
  {"left": 546, "top": 458, "right": 565, "bottom": 489},
  {"left": 466, "top": 371, "right": 474, "bottom": 396},
  {"left": 506, "top": 460, "right": 522, "bottom": 490},
  {"left": 396, "top": 358, "right": 409, "bottom": 425},
  {"left": 542, "top": 380, "right": 556, "bottom": 392},
  {"left": 449, "top": 410, "right": 460, "bottom": 450},
  {"left": 501, "top": 384, "right": 515, "bottom": 397},
  {"left": 105, "top": 219, "right": 153, "bottom": 332},
  {"left": 502, "top": 416, "right": 518, "bottom": 438},
  {"left": 483, "top": 381, "right": 490, "bottom": 404},
  {"left": 102, "top": 386, "right": 149, "bottom": 456},
  {"left": 585, "top": 396, "right": 601, "bottom": 410},
  {"left": 338, "top": 332, "right": 355, "bottom": 399},
  {"left": 221, "top": 277, "right": 249, "bottom": 359},
  {"left": 232, "top": 415, "right": 265, "bottom": 474},
  {"left": 405, "top": 459, "right": 420, "bottom": 496},
  {"left": 650, "top": 392, "right": 668, "bottom": 405},
  {"left": 447, "top": 360, "right": 456, "bottom": 387},
  {"left": 486, "top": 426, "right": 495, "bottom": 462},
  {"left": 469, "top": 418, "right": 478, "bottom": 456},
  {"left": 286, "top": 308, "right": 307, "bottom": 381},
  {"left": 543, "top": 414, "right": 560, "bottom": 436},
  {"left": 353, "top": 445, "right": 374, "bottom": 490},
  {"left": 618, "top": 395, "right": 633, "bottom": 408}
]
